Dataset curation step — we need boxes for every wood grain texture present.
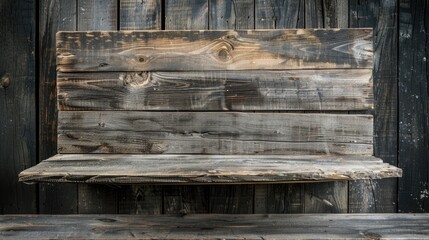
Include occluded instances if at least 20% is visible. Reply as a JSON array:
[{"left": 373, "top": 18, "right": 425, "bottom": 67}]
[
  {"left": 56, "top": 29, "right": 374, "bottom": 72},
  {"left": 57, "top": 69, "right": 374, "bottom": 111},
  {"left": 118, "top": 186, "right": 162, "bottom": 214},
  {"left": 255, "top": 0, "right": 304, "bottom": 29},
  {"left": 119, "top": 0, "right": 161, "bottom": 30},
  {"left": 1, "top": 214, "right": 429, "bottom": 239},
  {"left": 0, "top": 0, "right": 37, "bottom": 214},
  {"left": 349, "top": 0, "right": 399, "bottom": 213},
  {"left": 57, "top": 111, "right": 374, "bottom": 155},
  {"left": 164, "top": 186, "right": 209, "bottom": 214},
  {"left": 38, "top": 0, "right": 79, "bottom": 215},
  {"left": 117, "top": 0, "right": 164, "bottom": 215},
  {"left": 76, "top": 0, "right": 119, "bottom": 215},
  {"left": 304, "top": 181, "right": 348, "bottom": 213},
  {"left": 19, "top": 154, "right": 401, "bottom": 184},
  {"left": 209, "top": 185, "right": 253, "bottom": 213},
  {"left": 254, "top": 184, "right": 304, "bottom": 213},
  {"left": 398, "top": 0, "right": 429, "bottom": 213},
  {"left": 77, "top": 0, "right": 117, "bottom": 30},
  {"left": 165, "top": 0, "right": 208, "bottom": 30},
  {"left": 209, "top": 0, "right": 254, "bottom": 29}
]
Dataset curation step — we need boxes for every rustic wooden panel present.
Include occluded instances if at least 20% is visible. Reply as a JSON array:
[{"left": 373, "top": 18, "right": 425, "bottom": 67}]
[
  {"left": 57, "top": 69, "right": 373, "bottom": 111},
  {"left": 37, "top": 0, "right": 79, "bottom": 214},
  {"left": 117, "top": 0, "right": 164, "bottom": 215},
  {"left": 163, "top": 0, "right": 210, "bottom": 215},
  {"left": 398, "top": 0, "right": 429, "bottom": 213},
  {"left": 119, "top": 0, "right": 162, "bottom": 30},
  {"left": 254, "top": 184, "right": 304, "bottom": 213},
  {"left": 304, "top": 181, "right": 348, "bottom": 213},
  {"left": 209, "top": 185, "right": 253, "bottom": 213},
  {"left": 349, "top": 0, "right": 399, "bottom": 213},
  {"left": 165, "top": 0, "right": 208, "bottom": 30},
  {"left": 76, "top": 0, "right": 118, "bottom": 215},
  {"left": 77, "top": 0, "right": 117, "bottom": 30},
  {"left": 56, "top": 29, "right": 373, "bottom": 72},
  {"left": 209, "top": 0, "right": 254, "bottom": 29},
  {"left": 57, "top": 112, "right": 374, "bottom": 155},
  {"left": 1, "top": 214, "right": 429, "bottom": 239},
  {"left": 255, "top": 0, "right": 304, "bottom": 29},
  {"left": 118, "top": 186, "right": 163, "bottom": 214},
  {"left": 19, "top": 154, "right": 401, "bottom": 184},
  {"left": 0, "top": 0, "right": 37, "bottom": 214}
]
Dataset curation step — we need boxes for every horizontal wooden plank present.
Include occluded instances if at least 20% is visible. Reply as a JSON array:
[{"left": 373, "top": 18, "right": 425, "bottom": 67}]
[
  {"left": 57, "top": 112, "right": 374, "bottom": 155},
  {"left": 56, "top": 29, "right": 373, "bottom": 72},
  {"left": 57, "top": 69, "right": 373, "bottom": 111},
  {"left": 1, "top": 213, "right": 426, "bottom": 239},
  {"left": 19, "top": 154, "right": 401, "bottom": 184}
]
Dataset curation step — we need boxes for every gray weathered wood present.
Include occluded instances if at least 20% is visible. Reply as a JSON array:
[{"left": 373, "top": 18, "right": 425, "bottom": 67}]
[
  {"left": 119, "top": 0, "right": 162, "bottom": 30},
  {"left": 57, "top": 112, "right": 374, "bottom": 155},
  {"left": 1, "top": 214, "right": 428, "bottom": 239},
  {"left": 209, "top": 0, "right": 254, "bottom": 29},
  {"left": 255, "top": 0, "right": 304, "bottom": 29},
  {"left": 254, "top": 183, "right": 304, "bottom": 213},
  {"left": 0, "top": 0, "right": 37, "bottom": 214},
  {"left": 19, "top": 154, "right": 401, "bottom": 184},
  {"left": 118, "top": 186, "right": 163, "bottom": 214},
  {"left": 56, "top": 29, "right": 373, "bottom": 72},
  {"left": 304, "top": 181, "right": 348, "bottom": 213},
  {"left": 57, "top": 69, "right": 373, "bottom": 111}
]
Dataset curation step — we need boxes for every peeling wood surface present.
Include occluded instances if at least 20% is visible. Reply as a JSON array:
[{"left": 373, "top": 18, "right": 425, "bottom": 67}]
[
  {"left": 56, "top": 29, "right": 373, "bottom": 72},
  {"left": 1, "top": 214, "right": 428, "bottom": 239},
  {"left": 57, "top": 112, "right": 374, "bottom": 155},
  {"left": 19, "top": 154, "right": 401, "bottom": 184},
  {"left": 57, "top": 69, "right": 373, "bottom": 111}
]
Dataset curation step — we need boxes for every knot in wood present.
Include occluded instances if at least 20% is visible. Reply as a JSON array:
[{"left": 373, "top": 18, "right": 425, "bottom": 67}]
[
  {"left": 120, "top": 72, "right": 150, "bottom": 87},
  {"left": 1, "top": 74, "right": 10, "bottom": 89}
]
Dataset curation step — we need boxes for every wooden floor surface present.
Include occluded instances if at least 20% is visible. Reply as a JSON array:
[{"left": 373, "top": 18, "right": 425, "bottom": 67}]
[{"left": 1, "top": 214, "right": 428, "bottom": 239}]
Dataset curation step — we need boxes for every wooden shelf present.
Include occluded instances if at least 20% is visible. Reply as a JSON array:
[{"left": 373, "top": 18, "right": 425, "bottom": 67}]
[
  {"left": 1, "top": 214, "right": 428, "bottom": 239},
  {"left": 19, "top": 154, "right": 401, "bottom": 184}
]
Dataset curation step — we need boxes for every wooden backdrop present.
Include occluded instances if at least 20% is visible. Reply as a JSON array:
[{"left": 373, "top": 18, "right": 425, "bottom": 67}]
[{"left": 1, "top": 0, "right": 428, "bottom": 214}]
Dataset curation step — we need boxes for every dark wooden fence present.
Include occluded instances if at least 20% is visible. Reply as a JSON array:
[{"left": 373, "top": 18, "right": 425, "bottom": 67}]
[{"left": 1, "top": 0, "right": 428, "bottom": 214}]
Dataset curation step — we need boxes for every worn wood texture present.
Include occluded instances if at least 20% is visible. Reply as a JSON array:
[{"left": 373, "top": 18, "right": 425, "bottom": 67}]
[
  {"left": 56, "top": 29, "right": 373, "bottom": 72},
  {"left": 254, "top": 183, "right": 304, "bottom": 213},
  {"left": 57, "top": 69, "right": 373, "bottom": 111},
  {"left": 304, "top": 181, "right": 348, "bottom": 213},
  {"left": 77, "top": 0, "right": 117, "bottom": 30},
  {"left": 76, "top": 0, "right": 119, "bottom": 215},
  {"left": 57, "top": 112, "right": 374, "bottom": 155},
  {"left": 0, "top": 0, "right": 37, "bottom": 214},
  {"left": 19, "top": 154, "right": 401, "bottom": 184},
  {"left": 349, "top": 0, "right": 399, "bottom": 213},
  {"left": 255, "top": 0, "right": 304, "bottom": 29},
  {"left": 209, "top": 0, "right": 254, "bottom": 29},
  {"left": 2, "top": 214, "right": 429, "bottom": 239},
  {"left": 119, "top": 0, "right": 162, "bottom": 30},
  {"left": 398, "top": 0, "right": 429, "bottom": 213},
  {"left": 38, "top": 0, "right": 79, "bottom": 215},
  {"left": 208, "top": 0, "right": 255, "bottom": 214},
  {"left": 254, "top": 0, "right": 305, "bottom": 214},
  {"left": 303, "top": 0, "right": 350, "bottom": 214},
  {"left": 162, "top": 0, "right": 210, "bottom": 214},
  {"left": 117, "top": 0, "right": 164, "bottom": 215}
]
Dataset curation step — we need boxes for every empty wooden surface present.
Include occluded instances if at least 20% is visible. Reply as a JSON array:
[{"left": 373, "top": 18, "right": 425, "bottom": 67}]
[
  {"left": 56, "top": 29, "right": 373, "bottom": 72},
  {"left": 0, "top": 214, "right": 428, "bottom": 239},
  {"left": 19, "top": 154, "right": 401, "bottom": 184},
  {"left": 57, "top": 112, "right": 374, "bottom": 155},
  {"left": 57, "top": 69, "right": 373, "bottom": 111}
]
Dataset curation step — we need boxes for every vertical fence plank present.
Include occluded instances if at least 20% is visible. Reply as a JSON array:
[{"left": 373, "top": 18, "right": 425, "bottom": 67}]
[
  {"left": 254, "top": 0, "right": 304, "bottom": 214},
  {"left": 76, "top": 0, "right": 118, "bottom": 214},
  {"left": 163, "top": 0, "right": 209, "bottom": 214},
  {"left": 398, "top": 0, "right": 429, "bottom": 213},
  {"left": 117, "top": 0, "right": 164, "bottom": 215},
  {"left": 207, "top": 0, "right": 255, "bottom": 214},
  {"left": 302, "top": 0, "right": 348, "bottom": 213},
  {"left": 0, "top": 0, "right": 37, "bottom": 214},
  {"left": 120, "top": 0, "right": 162, "bottom": 30},
  {"left": 349, "top": 0, "right": 399, "bottom": 213},
  {"left": 38, "top": 0, "right": 78, "bottom": 214}
]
